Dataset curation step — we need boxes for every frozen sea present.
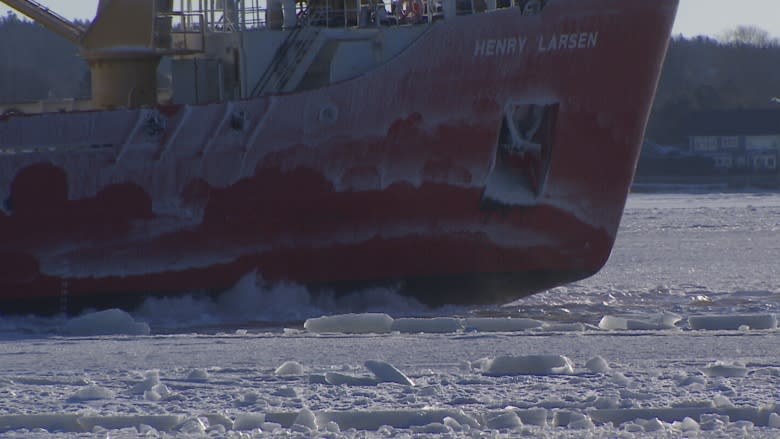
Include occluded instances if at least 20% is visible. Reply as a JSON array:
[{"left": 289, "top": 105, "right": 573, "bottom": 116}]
[{"left": 1, "top": 192, "right": 779, "bottom": 438}]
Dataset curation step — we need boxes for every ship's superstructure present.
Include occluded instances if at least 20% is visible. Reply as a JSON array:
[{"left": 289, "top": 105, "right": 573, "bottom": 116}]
[
  {"left": 0, "top": 0, "right": 679, "bottom": 314},
  {"left": 4, "top": 0, "right": 511, "bottom": 110}
]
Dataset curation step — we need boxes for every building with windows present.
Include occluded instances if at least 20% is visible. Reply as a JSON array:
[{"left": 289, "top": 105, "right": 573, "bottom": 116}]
[{"left": 685, "top": 109, "right": 780, "bottom": 173}]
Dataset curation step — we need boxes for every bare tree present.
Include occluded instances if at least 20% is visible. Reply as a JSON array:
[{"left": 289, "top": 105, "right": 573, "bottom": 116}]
[{"left": 719, "top": 25, "right": 779, "bottom": 48}]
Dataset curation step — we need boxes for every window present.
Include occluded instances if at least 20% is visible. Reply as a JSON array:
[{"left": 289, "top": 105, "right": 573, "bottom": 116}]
[
  {"left": 715, "top": 156, "right": 732, "bottom": 168},
  {"left": 720, "top": 136, "right": 739, "bottom": 149},
  {"left": 692, "top": 136, "right": 719, "bottom": 152}
]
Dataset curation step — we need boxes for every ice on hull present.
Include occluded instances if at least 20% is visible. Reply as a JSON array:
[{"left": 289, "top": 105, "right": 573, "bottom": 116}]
[{"left": 0, "top": 0, "right": 678, "bottom": 313}]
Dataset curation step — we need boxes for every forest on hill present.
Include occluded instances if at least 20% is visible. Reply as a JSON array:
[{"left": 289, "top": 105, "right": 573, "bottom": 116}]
[
  {"left": 0, "top": 13, "right": 90, "bottom": 102},
  {"left": 647, "top": 28, "right": 780, "bottom": 145},
  {"left": 2, "top": 12, "right": 780, "bottom": 147}
]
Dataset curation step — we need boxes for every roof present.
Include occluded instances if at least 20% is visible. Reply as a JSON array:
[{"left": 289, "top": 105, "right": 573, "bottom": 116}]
[
  {"left": 684, "top": 109, "right": 780, "bottom": 137},
  {"left": 641, "top": 140, "right": 692, "bottom": 158}
]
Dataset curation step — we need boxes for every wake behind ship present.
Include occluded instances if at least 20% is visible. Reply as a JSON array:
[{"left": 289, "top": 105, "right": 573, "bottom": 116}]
[{"left": 0, "top": 0, "right": 678, "bottom": 315}]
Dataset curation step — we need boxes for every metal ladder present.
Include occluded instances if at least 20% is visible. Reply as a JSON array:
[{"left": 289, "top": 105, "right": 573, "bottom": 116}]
[{"left": 251, "top": 2, "right": 323, "bottom": 97}]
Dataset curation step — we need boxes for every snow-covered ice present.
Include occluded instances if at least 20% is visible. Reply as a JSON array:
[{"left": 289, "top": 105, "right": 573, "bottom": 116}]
[
  {"left": 0, "top": 192, "right": 779, "bottom": 437},
  {"left": 689, "top": 314, "right": 777, "bottom": 330},
  {"left": 481, "top": 354, "right": 575, "bottom": 376},
  {"left": 364, "top": 360, "right": 415, "bottom": 386},
  {"left": 62, "top": 308, "right": 150, "bottom": 336},
  {"left": 303, "top": 313, "right": 394, "bottom": 334},
  {"left": 274, "top": 360, "right": 305, "bottom": 376}
]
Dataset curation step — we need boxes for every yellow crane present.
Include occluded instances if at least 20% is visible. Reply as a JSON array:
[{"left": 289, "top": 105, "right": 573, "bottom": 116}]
[{"left": 0, "top": 0, "right": 201, "bottom": 108}]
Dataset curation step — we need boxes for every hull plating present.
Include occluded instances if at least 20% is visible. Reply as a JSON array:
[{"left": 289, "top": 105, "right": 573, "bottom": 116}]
[{"left": 0, "top": 0, "right": 678, "bottom": 313}]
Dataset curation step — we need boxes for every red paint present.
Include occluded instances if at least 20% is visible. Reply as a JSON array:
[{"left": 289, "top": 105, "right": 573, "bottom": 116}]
[{"left": 0, "top": 0, "right": 679, "bottom": 313}]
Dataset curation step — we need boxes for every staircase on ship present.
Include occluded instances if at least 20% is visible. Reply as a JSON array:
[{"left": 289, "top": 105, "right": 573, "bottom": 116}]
[{"left": 251, "top": 0, "right": 324, "bottom": 96}]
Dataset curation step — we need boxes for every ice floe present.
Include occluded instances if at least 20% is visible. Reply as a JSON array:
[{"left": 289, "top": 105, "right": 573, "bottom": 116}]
[
  {"left": 292, "top": 407, "right": 317, "bottom": 430},
  {"left": 302, "top": 313, "right": 623, "bottom": 334},
  {"left": 689, "top": 314, "right": 777, "bottom": 330},
  {"left": 701, "top": 361, "right": 749, "bottom": 378},
  {"left": 303, "top": 313, "right": 394, "bottom": 334},
  {"left": 56, "top": 309, "right": 780, "bottom": 339},
  {"left": 1, "top": 362, "right": 779, "bottom": 437},
  {"left": 364, "top": 360, "right": 414, "bottom": 386},
  {"left": 317, "top": 359, "right": 415, "bottom": 386},
  {"left": 63, "top": 308, "right": 150, "bottom": 336},
  {"left": 274, "top": 360, "right": 304, "bottom": 376},
  {"left": 232, "top": 413, "right": 265, "bottom": 431},
  {"left": 390, "top": 317, "right": 461, "bottom": 333},
  {"left": 128, "top": 370, "right": 161, "bottom": 395},
  {"left": 598, "top": 313, "right": 681, "bottom": 330},
  {"left": 298, "top": 311, "right": 780, "bottom": 335},
  {"left": 585, "top": 355, "right": 611, "bottom": 373},
  {"left": 323, "top": 372, "right": 378, "bottom": 386},
  {"left": 482, "top": 355, "right": 575, "bottom": 376},
  {"left": 3, "top": 309, "right": 780, "bottom": 437},
  {"left": 185, "top": 368, "right": 210, "bottom": 381},
  {"left": 462, "top": 317, "right": 544, "bottom": 332},
  {"left": 484, "top": 410, "right": 523, "bottom": 429},
  {"left": 5, "top": 194, "right": 780, "bottom": 437},
  {"left": 68, "top": 384, "right": 115, "bottom": 401}
]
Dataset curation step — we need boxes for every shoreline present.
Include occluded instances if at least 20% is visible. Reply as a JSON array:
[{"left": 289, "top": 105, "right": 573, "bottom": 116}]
[{"left": 632, "top": 174, "right": 780, "bottom": 192}]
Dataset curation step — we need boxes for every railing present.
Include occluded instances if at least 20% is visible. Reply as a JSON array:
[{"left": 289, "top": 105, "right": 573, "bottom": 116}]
[
  {"left": 157, "top": 11, "right": 207, "bottom": 53},
  {"left": 161, "top": 0, "right": 545, "bottom": 35},
  {"left": 167, "top": 0, "right": 270, "bottom": 32},
  {"left": 237, "top": 4, "right": 269, "bottom": 29}
]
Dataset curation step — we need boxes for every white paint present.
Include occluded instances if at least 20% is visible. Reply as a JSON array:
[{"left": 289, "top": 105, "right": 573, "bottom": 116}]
[
  {"left": 537, "top": 32, "right": 598, "bottom": 52},
  {"left": 473, "top": 36, "right": 528, "bottom": 56}
]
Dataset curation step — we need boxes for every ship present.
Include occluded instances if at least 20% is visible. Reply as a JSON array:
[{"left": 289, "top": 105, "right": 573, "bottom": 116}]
[{"left": 0, "top": 0, "right": 678, "bottom": 315}]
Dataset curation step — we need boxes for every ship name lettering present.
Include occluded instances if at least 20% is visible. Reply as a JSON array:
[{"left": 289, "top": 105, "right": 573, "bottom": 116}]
[
  {"left": 537, "top": 31, "right": 598, "bottom": 52},
  {"left": 474, "top": 37, "right": 528, "bottom": 57}
]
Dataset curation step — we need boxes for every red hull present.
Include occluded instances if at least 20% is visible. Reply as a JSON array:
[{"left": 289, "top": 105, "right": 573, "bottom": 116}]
[{"left": 0, "top": 0, "right": 678, "bottom": 313}]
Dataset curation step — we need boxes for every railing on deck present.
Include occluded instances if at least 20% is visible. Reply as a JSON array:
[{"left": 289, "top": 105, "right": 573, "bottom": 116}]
[
  {"left": 168, "top": 0, "right": 269, "bottom": 31},
  {"left": 163, "top": 0, "right": 546, "bottom": 34},
  {"left": 157, "top": 11, "right": 207, "bottom": 52}
]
